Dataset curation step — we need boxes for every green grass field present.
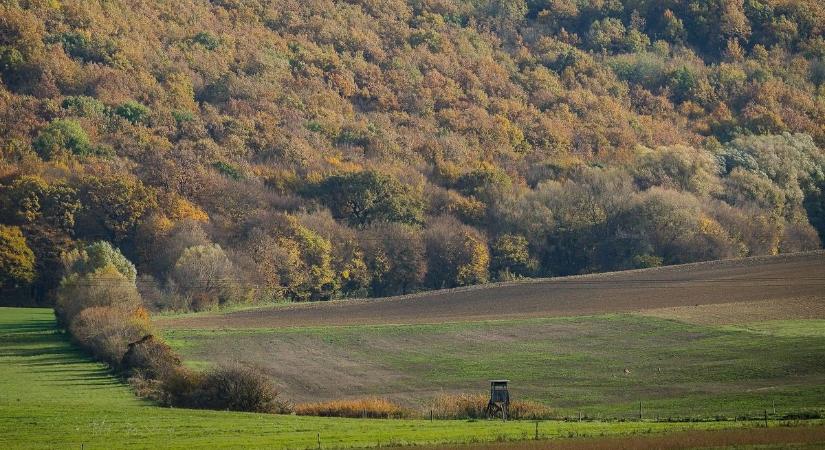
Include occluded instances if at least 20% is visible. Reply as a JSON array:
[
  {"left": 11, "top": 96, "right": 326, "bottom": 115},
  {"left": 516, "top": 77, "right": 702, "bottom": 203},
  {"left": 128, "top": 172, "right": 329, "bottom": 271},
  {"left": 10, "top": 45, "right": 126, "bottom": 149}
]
[
  {"left": 2, "top": 307, "right": 824, "bottom": 449},
  {"left": 163, "top": 315, "right": 825, "bottom": 419}
]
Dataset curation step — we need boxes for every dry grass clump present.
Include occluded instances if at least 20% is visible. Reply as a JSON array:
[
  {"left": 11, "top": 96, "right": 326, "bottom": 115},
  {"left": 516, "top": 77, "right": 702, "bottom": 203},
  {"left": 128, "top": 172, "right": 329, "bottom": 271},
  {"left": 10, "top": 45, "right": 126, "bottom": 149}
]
[
  {"left": 295, "top": 397, "right": 412, "bottom": 418},
  {"left": 508, "top": 399, "right": 556, "bottom": 420},
  {"left": 430, "top": 393, "right": 489, "bottom": 419},
  {"left": 429, "top": 393, "right": 556, "bottom": 420}
]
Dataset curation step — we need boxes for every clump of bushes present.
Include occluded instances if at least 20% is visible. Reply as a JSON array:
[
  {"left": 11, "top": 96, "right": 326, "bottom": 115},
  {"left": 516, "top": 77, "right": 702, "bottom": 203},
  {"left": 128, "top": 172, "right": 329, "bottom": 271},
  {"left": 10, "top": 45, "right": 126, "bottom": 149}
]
[
  {"left": 161, "top": 364, "right": 291, "bottom": 413},
  {"left": 55, "top": 242, "right": 149, "bottom": 365},
  {"left": 295, "top": 397, "right": 412, "bottom": 418},
  {"left": 121, "top": 334, "right": 181, "bottom": 380},
  {"left": 68, "top": 304, "right": 151, "bottom": 367}
]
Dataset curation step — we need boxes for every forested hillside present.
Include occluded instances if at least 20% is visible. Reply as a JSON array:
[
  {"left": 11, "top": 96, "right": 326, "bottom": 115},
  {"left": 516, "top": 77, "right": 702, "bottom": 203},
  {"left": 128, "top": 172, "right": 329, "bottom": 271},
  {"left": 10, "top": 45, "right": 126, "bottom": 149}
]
[{"left": 2, "top": 0, "right": 825, "bottom": 310}]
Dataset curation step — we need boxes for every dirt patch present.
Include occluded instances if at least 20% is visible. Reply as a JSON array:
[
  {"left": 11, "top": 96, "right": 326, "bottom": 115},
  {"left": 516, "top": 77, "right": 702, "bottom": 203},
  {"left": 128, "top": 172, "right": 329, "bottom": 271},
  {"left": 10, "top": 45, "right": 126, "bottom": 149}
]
[
  {"left": 640, "top": 297, "right": 825, "bottom": 325},
  {"left": 159, "top": 252, "right": 825, "bottom": 329},
  {"left": 183, "top": 333, "right": 412, "bottom": 403}
]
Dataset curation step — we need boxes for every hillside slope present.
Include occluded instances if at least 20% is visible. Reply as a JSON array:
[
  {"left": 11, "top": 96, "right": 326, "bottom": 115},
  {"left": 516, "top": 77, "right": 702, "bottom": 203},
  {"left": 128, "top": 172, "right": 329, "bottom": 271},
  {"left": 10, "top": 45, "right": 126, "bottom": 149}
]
[
  {"left": 2, "top": 1, "right": 825, "bottom": 311},
  {"left": 160, "top": 251, "right": 825, "bottom": 328}
]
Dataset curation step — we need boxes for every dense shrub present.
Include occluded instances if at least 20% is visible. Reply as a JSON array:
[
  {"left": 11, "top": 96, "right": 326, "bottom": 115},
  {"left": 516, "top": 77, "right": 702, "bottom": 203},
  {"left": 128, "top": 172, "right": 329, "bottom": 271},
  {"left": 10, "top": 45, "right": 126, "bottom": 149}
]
[
  {"left": 68, "top": 305, "right": 151, "bottom": 367},
  {"left": 165, "top": 364, "right": 289, "bottom": 413},
  {"left": 295, "top": 397, "right": 411, "bottom": 418},
  {"left": 52, "top": 240, "right": 288, "bottom": 415},
  {"left": 121, "top": 334, "right": 181, "bottom": 380},
  {"left": 55, "top": 266, "right": 142, "bottom": 327}
]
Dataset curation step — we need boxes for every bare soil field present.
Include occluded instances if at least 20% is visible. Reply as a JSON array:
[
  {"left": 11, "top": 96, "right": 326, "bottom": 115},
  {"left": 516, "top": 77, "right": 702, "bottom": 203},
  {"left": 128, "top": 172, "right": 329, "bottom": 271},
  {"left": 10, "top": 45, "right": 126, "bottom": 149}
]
[
  {"left": 160, "top": 251, "right": 825, "bottom": 329},
  {"left": 641, "top": 297, "right": 825, "bottom": 325}
]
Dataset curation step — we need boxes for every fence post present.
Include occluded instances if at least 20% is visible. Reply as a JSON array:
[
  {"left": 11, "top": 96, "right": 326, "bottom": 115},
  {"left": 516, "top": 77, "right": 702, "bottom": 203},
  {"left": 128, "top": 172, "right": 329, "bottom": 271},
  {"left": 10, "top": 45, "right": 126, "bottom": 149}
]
[
  {"left": 317, "top": 432, "right": 321, "bottom": 450},
  {"left": 535, "top": 421, "right": 539, "bottom": 440},
  {"left": 764, "top": 409, "right": 769, "bottom": 428},
  {"left": 639, "top": 401, "right": 642, "bottom": 420}
]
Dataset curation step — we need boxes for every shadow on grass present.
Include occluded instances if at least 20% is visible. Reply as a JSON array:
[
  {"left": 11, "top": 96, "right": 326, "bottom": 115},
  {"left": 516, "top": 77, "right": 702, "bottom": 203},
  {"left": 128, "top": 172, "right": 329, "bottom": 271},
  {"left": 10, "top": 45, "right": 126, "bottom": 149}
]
[
  {"left": 1, "top": 311, "right": 120, "bottom": 387},
  {"left": 0, "top": 319, "right": 56, "bottom": 332}
]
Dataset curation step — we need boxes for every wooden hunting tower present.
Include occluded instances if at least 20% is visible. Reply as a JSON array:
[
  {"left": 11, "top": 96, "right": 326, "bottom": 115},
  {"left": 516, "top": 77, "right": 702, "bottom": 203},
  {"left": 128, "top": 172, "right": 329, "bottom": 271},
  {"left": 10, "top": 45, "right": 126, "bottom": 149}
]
[{"left": 486, "top": 380, "right": 510, "bottom": 419}]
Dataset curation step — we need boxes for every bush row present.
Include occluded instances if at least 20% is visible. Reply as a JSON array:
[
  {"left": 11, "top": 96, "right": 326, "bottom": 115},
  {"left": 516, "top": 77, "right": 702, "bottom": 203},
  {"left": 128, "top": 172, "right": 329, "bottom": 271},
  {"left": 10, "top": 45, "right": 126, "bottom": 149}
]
[{"left": 55, "top": 241, "right": 287, "bottom": 414}]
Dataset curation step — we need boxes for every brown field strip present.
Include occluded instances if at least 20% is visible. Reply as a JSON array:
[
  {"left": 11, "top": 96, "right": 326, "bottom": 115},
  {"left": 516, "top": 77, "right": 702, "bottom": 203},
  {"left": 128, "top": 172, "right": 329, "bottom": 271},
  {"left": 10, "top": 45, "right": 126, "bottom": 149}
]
[
  {"left": 159, "top": 251, "right": 825, "bottom": 329},
  {"left": 425, "top": 424, "right": 825, "bottom": 450},
  {"left": 640, "top": 297, "right": 825, "bottom": 325}
]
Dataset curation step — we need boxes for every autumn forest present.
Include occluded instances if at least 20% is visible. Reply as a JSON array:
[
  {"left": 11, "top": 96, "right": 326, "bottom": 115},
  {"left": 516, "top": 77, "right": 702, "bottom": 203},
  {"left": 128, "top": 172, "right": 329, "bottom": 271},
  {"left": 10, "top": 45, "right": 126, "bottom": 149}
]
[{"left": 2, "top": 0, "right": 825, "bottom": 314}]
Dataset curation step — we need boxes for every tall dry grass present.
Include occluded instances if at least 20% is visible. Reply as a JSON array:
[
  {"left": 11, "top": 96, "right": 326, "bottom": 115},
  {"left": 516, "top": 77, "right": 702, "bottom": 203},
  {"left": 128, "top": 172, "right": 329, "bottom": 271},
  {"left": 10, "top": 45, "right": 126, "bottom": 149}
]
[
  {"left": 429, "top": 393, "right": 488, "bottom": 419},
  {"left": 428, "top": 393, "right": 556, "bottom": 420},
  {"left": 508, "top": 399, "right": 556, "bottom": 420},
  {"left": 294, "top": 397, "right": 413, "bottom": 418}
]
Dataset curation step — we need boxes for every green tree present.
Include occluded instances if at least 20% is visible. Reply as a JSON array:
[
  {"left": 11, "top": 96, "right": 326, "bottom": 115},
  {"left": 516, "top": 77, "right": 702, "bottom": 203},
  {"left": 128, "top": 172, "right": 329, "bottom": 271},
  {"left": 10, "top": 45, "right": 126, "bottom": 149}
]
[
  {"left": 33, "top": 119, "right": 93, "bottom": 160},
  {"left": 425, "top": 217, "right": 489, "bottom": 288},
  {"left": 63, "top": 241, "right": 137, "bottom": 282},
  {"left": 0, "top": 176, "right": 80, "bottom": 230},
  {"left": 630, "top": 145, "right": 722, "bottom": 196},
  {"left": 804, "top": 179, "right": 825, "bottom": 242},
  {"left": 312, "top": 171, "right": 424, "bottom": 228},
  {"left": 0, "top": 225, "right": 35, "bottom": 288},
  {"left": 490, "top": 233, "right": 537, "bottom": 280},
  {"left": 55, "top": 242, "right": 142, "bottom": 326},
  {"left": 170, "top": 244, "right": 239, "bottom": 310},
  {"left": 77, "top": 176, "right": 156, "bottom": 242},
  {"left": 362, "top": 223, "right": 427, "bottom": 296},
  {"left": 455, "top": 164, "right": 512, "bottom": 207},
  {"left": 667, "top": 66, "right": 700, "bottom": 104},
  {"left": 0, "top": 176, "right": 80, "bottom": 303},
  {"left": 114, "top": 101, "right": 150, "bottom": 124}
]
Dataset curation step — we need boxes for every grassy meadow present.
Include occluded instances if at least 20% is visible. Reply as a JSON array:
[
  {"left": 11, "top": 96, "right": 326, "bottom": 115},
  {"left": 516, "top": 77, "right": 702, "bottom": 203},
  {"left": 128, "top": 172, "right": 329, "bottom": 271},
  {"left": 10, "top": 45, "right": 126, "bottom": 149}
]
[
  {"left": 2, "top": 307, "right": 824, "bottom": 449},
  {"left": 163, "top": 314, "right": 825, "bottom": 419}
]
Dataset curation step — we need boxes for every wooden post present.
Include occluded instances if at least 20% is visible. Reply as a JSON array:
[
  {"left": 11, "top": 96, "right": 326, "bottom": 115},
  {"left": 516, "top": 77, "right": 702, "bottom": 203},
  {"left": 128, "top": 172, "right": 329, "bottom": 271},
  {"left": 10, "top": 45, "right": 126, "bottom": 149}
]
[
  {"left": 317, "top": 432, "right": 321, "bottom": 449},
  {"left": 430, "top": 409, "right": 433, "bottom": 421},
  {"left": 639, "top": 401, "right": 642, "bottom": 420},
  {"left": 764, "top": 409, "right": 769, "bottom": 428},
  {"left": 535, "top": 421, "right": 539, "bottom": 440}
]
